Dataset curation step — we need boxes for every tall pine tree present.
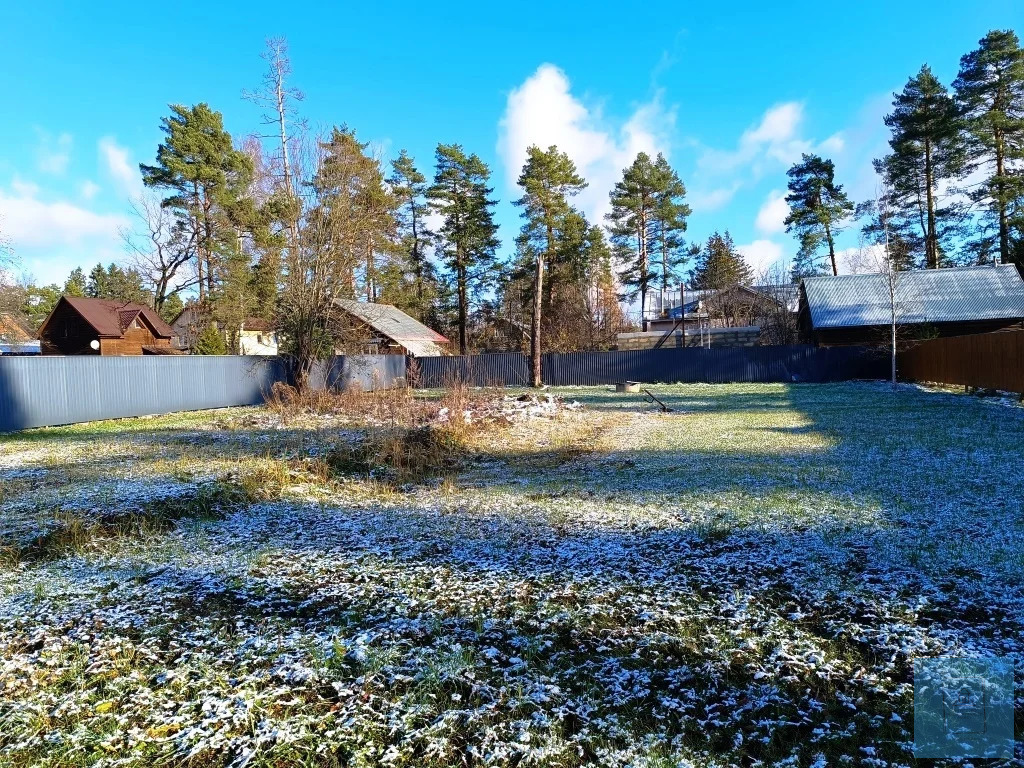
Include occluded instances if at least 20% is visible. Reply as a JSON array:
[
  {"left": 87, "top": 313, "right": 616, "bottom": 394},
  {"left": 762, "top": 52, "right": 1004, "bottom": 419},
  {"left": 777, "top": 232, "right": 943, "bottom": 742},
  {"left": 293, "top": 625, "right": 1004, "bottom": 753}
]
[
  {"left": 388, "top": 150, "right": 436, "bottom": 319},
  {"left": 606, "top": 152, "right": 659, "bottom": 330},
  {"left": 784, "top": 153, "right": 854, "bottom": 278},
  {"left": 875, "top": 66, "right": 965, "bottom": 268},
  {"left": 650, "top": 154, "right": 692, "bottom": 312},
  {"left": 140, "top": 104, "right": 253, "bottom": 300},
  {"left": 427, "top": 144, "right": 500, "bottom": 354},
  {"left": 514, "top": 145, "right": 586, "bottom": 386},
  {"left": 954, "top": 30, "right": 1024, "bottom": 267}
]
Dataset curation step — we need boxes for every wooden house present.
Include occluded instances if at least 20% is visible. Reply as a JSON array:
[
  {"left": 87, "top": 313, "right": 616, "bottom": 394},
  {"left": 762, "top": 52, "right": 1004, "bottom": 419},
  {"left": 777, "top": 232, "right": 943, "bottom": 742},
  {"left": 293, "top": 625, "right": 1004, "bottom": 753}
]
[
  {"left": 333, "top": 299, "right": 451, "bottom": 357},
  {"left": 37, "top": 296, "right": 178, "bottom": 355}
]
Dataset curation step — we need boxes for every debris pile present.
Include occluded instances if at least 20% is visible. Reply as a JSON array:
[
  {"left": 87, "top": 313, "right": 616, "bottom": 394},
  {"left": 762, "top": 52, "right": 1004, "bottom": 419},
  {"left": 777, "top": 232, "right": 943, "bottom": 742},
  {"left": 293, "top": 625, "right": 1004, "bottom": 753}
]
[{"left": 437, "top": 392, "right": 582, "bottom": 425}]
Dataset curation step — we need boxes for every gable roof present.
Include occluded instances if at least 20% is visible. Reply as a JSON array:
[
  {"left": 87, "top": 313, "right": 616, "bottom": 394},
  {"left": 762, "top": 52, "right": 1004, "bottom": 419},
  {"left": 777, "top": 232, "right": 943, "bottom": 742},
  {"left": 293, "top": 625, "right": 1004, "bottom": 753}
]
[
  {"left": 802, "top": 265, "right": 1024, "bottom": 329},
  {"left": 56, "top": 296, "right": 174, "bottom": 338},
  {"left": 0, "top": 313, "right": 32, "bottom": 342},
  {"left": 334, "top": 299, "right": 450, "bottom": 356}
]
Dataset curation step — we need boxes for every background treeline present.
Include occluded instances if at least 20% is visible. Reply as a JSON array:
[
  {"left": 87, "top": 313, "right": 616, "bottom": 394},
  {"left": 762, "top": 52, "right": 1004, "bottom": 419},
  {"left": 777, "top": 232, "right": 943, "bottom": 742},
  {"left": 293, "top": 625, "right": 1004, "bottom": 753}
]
[{"left": 1, "top": 31, "right": 1022, "bottom": 377}]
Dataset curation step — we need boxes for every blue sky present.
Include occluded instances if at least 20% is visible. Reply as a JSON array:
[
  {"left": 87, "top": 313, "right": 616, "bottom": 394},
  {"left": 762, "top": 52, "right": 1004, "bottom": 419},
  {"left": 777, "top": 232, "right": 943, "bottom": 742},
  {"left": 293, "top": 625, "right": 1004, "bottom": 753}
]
[{"left": 2, "top": 0, "right": 1022, "bottom": 287}]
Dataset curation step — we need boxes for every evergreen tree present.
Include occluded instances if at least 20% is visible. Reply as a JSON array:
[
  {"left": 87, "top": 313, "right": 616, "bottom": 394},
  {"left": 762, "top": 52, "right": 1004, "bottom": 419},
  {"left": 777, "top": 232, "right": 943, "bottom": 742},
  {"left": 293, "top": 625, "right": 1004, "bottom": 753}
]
[
  {"left": 875, "top": 66, "right": 966, "bottom": 268},
  {"left": 953, "top": 30, "right": 1024, "bottom": 266},
  {"left": 427, "top": 144, "right": 500, "bottom": 354},
  {"left": 193, "top": 324, "right": 228, "bottom": 355},
  {"left": 312, "top": 126, "right": 396, "bottom": 303},
  {"left": 63, "top": 267, "right": 87, "bottom": 297},
  {"left": 159, "top": 292, "right": 185, "bottom": 324},
  {"left": 389, "top": 150, "right": 435, "bottom": 319},
  {"left": 514, "top": 145, "right": 586, "bottom": 386},
  {"left": 784, "top": 153, "right": 854, "bottom": 278},
  {"left": 85, "top": 263, "right": 153, "bottom": 305},
  {"left": 690, "top": 232, "right": 753, "bottom": 290},
  {"left": 650, "top": 154, "right": 692, "bottom": 309},
  {"left": 22, "top": 284, "right": 62, "bottom": 330},
  {"left": 606, "top": 152, "right": 659, "bottom": 329},
  {"left": 140, "top": 103, "right": 254, "bottom": 300}
]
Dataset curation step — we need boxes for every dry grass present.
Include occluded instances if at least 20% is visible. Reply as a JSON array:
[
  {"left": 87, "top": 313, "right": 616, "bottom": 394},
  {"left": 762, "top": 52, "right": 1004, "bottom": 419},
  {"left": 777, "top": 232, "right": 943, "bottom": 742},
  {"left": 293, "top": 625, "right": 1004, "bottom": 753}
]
[{"left": 265, "top": 378, "right": 502, "bottom": 486}]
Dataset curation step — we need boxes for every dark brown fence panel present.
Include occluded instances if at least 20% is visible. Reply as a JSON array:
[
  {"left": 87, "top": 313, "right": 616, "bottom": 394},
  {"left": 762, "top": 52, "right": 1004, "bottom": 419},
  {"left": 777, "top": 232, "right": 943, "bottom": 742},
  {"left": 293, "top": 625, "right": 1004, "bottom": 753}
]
[
  {"left": 411, "top": 345, "right": 885, "bottom": 389},
  {"left": 898, "top": 330, "right": 1024, "bottom": 393},
  {"left": 413, "top": 353, "right": 531, "bottom": 388}
]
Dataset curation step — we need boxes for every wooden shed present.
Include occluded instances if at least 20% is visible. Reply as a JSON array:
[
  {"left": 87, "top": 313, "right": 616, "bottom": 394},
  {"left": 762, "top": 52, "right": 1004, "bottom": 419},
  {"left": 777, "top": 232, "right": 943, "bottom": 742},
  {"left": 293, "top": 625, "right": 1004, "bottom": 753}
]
[
  {"left": 798, "top": 266, "right": 1024, "bottom": 346},
  {"left": 38, "top": 296, "right": 178, "bottom": 356}
]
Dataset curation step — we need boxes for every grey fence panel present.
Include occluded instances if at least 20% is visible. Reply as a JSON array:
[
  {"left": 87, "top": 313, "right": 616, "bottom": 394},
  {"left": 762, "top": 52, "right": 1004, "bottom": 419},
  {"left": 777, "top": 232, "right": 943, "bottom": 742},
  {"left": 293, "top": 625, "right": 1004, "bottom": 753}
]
[
  {"left": 413, "top": 353, "right": 531, "bottom": 388},
  {"left": 307, "top": 355, "right": 406, "bottom": 391},
  {"left": 0, "top": 356, "right": 287, "bottom": 432}
]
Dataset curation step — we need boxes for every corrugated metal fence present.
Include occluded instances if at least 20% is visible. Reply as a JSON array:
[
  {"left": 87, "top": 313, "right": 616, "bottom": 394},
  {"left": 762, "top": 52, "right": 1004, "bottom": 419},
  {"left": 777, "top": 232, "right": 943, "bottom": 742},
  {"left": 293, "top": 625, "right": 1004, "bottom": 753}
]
[
  {"left": 0, "top": 347, "right": 886, "bottom": 432},
  {"left": 0, "top": 356, "right": 287, "bottom": 432},
  {"left": 413, "top": 345, "right": 885, "bottom": 387},
  {"left": 0, "top": 354, "right": 404, "bottom": 432},
  {"left": 898, "top": 330, "right": 1024, "bottom": 393},
  {"left": 307, "top": 355, "right": 407, "bottom": 392}
]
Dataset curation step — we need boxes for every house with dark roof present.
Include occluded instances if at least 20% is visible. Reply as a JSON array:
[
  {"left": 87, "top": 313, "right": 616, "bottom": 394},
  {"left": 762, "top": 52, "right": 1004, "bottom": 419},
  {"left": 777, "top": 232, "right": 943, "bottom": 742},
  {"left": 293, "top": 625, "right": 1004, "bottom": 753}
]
[
  {"left": 333, "top": 299, "right": 451, "bottom": 357},
  {"left": 37, "top": 296, "right": 179, "bottom": 355},
  {"left": 798, "top": 265, "right": 1024, "bottom": 346}
]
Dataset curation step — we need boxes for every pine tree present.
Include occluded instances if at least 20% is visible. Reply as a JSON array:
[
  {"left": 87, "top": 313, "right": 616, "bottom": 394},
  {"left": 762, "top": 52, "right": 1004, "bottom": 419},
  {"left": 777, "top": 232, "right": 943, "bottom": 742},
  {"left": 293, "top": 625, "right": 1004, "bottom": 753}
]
[
  {"left": 650, "top": 154, "right": 692, "bottom": 310},
  {"left": 312, "top": 127, "right": 396, "bottom": 303},
  {"left": 953, "top": 30, "right": 1024, "bottom": 267},
  {"left": 784, "top": 153, "right": 854, "bottom": 278},
  {"left": 607, "top": 152, "right": 659, "bottom": 329},
  {"left": 63, "top": 267, "right": 87, "bottom": 297},
  {"left": 427, "top": 144, "right": 500, "bottom": 354},
  {"left": 140, "top": 103, "right": 254, "bottom": 300},
  {"left": 514, "top": 145, "right": 586, "bottom": 386},
  {"left": 875, "top": 66, "right": 966, "bottom": 268},
  {"left": 389, "top": 150, "right": 435, "bottom": 319}
]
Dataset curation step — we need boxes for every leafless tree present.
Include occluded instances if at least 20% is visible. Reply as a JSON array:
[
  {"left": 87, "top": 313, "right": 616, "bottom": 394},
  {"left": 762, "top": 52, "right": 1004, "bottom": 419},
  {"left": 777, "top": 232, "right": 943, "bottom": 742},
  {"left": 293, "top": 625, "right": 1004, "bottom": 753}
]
[
  {"left": 243, "top": 38, "right": 303, "bottom": 221},
  {"left": 121, "top": 194, "right": 198, "bottom": 312},
  {"left": 753, "top": 263, "right": 799, "bottom": 344}
]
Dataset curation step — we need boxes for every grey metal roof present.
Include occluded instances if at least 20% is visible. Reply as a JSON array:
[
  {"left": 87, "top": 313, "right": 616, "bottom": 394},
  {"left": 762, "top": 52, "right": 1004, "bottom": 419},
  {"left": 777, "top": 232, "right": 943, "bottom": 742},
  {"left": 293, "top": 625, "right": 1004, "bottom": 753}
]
[
  {"left": 334, "top": 299, "right": 451, "bottom": 356},
  {"left": 802, "top": 265, "right": 1024, "bottom": 329}
]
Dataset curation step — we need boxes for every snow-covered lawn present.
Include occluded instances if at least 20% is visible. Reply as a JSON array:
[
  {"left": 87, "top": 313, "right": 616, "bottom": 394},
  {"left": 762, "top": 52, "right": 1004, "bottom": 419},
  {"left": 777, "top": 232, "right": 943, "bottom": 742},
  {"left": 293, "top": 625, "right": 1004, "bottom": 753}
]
[{"left": 1, "top": 382, "right": 1021, "bottom": 767}]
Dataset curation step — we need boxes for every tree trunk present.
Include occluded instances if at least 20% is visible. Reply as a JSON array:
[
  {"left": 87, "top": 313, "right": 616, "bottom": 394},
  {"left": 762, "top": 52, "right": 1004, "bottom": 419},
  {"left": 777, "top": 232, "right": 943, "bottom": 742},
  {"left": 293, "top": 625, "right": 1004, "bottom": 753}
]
[
  {"left": 531, "top": 249, "right": 543, "bottom": 387},
  {"left": 924, "top": 139, "right": 938, "bottom": 269},
  {"left": 457, "top": 260, "right": 468, "bottom": 355},
  {"left": 824, "top": 220, "right": 838, "bottom": 276},
  {"left": 995, "top": 130, "right": 1008, "bottom": 266}
]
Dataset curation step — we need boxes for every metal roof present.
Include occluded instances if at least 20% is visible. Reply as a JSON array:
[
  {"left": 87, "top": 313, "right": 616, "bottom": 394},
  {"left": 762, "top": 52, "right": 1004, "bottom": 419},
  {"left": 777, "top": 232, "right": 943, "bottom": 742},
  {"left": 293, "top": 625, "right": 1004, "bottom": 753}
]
[
  {"left": 802, "top": 265, "right": 1024, "bottom": 329},
  {"left": 59, "top": 296, "right": 175, "bottom": 338},
  {"left": 334, "top": 299, "right": 450, "bottom": 356}
]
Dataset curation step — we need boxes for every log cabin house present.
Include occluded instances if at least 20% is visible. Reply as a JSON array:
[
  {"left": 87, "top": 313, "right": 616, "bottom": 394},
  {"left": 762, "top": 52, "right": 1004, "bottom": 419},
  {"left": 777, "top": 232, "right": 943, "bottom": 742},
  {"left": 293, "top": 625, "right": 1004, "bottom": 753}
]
[{"left": 37, "top": 296, "right": 179, "bottom": 355}]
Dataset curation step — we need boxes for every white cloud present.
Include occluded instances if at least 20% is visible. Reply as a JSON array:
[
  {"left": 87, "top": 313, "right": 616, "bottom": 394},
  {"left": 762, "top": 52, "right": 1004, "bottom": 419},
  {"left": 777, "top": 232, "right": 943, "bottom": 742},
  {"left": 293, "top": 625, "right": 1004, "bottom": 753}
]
[
  {"left": 37, "top": 132, "right": 73, "bottom": 175},
  {"left": 819, "top": 132, "right": 845, "bottom": 154},
  {"left": 99, "top": 137, "right": 142, "bottom": 196},
  {"left": 79, "top": 180, "right": 101, "bottom": 200},
  {"left": 0, "top": 183, "right": 127, "bottom": 249},
  {"left": 689, "top": 183, "right": 741, "bottom": 213},
  {"left": 755, "top": 189, "right": 789, "bottom": 235},
  {"left": 737, "top": 239, "right": 787, "bottom": 276},
  {"left": 497, "top": 63, "right": 674, "bottom": 224},
  {"left": 697, "top": 102, "right": 810, "bottom": 176},
  {"left": 11, "top": 176, "right": 40, "bottom": 198}
]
